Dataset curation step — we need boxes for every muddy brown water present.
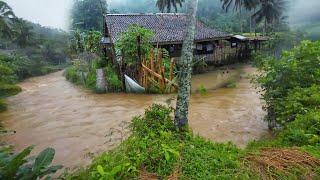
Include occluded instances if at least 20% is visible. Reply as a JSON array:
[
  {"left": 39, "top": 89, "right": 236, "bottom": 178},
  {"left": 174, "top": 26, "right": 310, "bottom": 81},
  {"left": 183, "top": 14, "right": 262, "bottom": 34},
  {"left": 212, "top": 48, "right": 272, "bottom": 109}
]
[{"left": 0, "top": 65, "right": 269, "bottom": 168}]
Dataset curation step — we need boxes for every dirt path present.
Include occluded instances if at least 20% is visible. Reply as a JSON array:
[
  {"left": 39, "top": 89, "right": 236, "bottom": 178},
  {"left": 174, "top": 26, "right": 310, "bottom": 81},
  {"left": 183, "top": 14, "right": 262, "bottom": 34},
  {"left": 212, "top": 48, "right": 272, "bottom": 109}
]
[{"left": 0, "top": 66, "right": 269, "bottom": 168}]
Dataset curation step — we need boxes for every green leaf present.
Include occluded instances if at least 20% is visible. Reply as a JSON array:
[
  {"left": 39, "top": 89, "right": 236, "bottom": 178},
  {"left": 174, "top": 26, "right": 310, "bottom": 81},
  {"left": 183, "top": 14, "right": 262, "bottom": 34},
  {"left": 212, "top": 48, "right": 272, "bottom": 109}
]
[
  {"left": 164, "top": 151, "right": 170, "bottom": 162},
  {"left": 34, "top": 148, "right": 55, "bottom": 169},
  {"left": 97, "top": 165, "right": 106, "bottom": 176},
  {"left": 39, "top": 165, "right": 63, "bottom": 178},
  {"left": 3, "top": 146, "right": 33, "bottom": 179},
  {"left": 110, "top": 165, "right": 122, "bottom": 176}
]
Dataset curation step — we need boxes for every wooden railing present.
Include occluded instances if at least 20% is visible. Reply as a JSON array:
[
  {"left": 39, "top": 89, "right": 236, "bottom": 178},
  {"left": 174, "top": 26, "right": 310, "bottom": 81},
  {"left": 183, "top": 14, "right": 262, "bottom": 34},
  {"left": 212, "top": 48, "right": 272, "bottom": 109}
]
[{"left": 139, "top": 49, "right": 177, "bottom": 93}]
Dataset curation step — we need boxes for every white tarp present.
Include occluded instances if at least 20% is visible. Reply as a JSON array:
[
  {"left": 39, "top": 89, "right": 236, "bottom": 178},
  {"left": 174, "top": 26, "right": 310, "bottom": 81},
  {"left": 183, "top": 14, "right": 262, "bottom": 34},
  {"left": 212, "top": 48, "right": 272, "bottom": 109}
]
[{"left": 124, "top": 75, "right": 145, "bottom": 93}]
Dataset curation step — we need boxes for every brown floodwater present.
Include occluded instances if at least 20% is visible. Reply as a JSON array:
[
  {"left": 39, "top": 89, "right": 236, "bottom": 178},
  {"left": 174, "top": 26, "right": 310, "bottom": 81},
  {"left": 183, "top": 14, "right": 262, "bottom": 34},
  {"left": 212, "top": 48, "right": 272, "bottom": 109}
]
[{"left": 0, "top": 65, "right": 269, "bottom": 168}]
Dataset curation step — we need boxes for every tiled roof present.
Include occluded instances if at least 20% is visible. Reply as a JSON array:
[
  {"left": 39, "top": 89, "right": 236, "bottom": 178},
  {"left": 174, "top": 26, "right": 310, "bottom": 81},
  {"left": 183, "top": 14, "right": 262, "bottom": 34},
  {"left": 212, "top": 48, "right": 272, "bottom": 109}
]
[{"left": 105, "top": 14, "right": 230, "bottom": 44}]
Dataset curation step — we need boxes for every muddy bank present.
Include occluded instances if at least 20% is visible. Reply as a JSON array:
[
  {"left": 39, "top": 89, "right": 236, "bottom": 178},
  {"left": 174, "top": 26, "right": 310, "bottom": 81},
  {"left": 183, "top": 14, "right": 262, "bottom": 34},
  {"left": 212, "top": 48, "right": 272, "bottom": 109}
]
[{"left": 0, "top": 65, "right": 269, "bottom": 168}]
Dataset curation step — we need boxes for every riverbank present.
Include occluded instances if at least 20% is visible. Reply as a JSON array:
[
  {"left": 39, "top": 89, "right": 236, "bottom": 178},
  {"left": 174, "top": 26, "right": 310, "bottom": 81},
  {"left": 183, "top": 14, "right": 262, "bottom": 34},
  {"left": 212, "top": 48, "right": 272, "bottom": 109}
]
[{"left": 0, "top": 64, "right": 268, "bottom": 169}]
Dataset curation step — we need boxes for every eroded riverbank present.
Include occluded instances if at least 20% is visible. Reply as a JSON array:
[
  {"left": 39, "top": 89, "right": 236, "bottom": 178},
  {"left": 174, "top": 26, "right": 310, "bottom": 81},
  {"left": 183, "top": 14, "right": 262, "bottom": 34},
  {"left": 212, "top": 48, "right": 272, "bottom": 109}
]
[{"left": 0, "top": 65, "right": 269, "bottom": 168}]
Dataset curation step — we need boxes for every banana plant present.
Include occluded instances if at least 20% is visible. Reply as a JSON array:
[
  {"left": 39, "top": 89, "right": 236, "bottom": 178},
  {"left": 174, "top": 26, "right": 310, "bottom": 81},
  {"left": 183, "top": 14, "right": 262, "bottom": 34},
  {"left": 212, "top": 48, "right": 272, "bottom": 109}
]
[{"left": 0, "top": 146, "right": 62, "bottom": 179}]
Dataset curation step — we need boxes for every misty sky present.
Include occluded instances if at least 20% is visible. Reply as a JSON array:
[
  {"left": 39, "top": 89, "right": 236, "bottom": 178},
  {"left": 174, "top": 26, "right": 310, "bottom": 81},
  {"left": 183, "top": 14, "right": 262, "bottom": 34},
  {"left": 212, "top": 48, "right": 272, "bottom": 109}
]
[{"left": 4, "top": 0, "right": 320, "bottom": 30}]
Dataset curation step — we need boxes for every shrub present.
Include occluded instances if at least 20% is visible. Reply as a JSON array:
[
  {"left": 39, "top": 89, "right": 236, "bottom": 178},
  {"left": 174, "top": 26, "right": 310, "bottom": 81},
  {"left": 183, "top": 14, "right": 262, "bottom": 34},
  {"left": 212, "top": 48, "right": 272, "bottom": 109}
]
[
  {"left": 274, "top": 85, "right": 320, "bottom": 124},
  {"left": 254, "top": 40, "right": 320, "bottom": 127},
  {"left": 281, "top": 111, "right": 320, "bottom": 147},
  {"left": 0, "top": 84, "right": 22, "bottom": 98},
  {"left": 115, "top": 25, "right": 154, "bottom": 65},
  {"left": 105, "top": 65, "right": 122, "bottom": 92},
  {"left": 0, "top": 99, "right": 7, "bottom": 112},
  {"left": 64, "top": 66, "right": 81, "bottom": 85}
]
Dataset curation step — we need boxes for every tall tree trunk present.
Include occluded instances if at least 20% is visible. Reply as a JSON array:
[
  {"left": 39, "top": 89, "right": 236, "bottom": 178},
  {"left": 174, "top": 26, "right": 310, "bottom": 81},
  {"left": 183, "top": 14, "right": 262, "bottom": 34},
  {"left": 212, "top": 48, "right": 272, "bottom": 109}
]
[
  {"left": 174, "top": 0, "right": 198, "bottom": 129},
  {"left": 240, "top": 7, "right": 243, "bottom": 33},
  {"left": 253, "top": 8, "right": 257, "bottom": 37},
  {"left": 264, "top": 18, "right": 267, "bottom": 36}
]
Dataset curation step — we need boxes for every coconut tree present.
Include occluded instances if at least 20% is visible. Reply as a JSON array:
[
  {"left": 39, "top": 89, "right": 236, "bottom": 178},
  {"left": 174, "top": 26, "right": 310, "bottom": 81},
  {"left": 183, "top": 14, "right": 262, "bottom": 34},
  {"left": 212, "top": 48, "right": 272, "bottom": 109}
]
[
  {"left": 253, "top": 0, "right": 286, "bottom": 35},
  {"left": 0, "top": 1, "right": 16, "bottom": 38},
  {"left": 156, "top": 0, "right": 185, "bottom": 13},
  {"left": 156, "top": 0, "right": 198, "bottom": 129},
  {"left": 220, "top": 0, "right": 260, "bottom": 13},
  {"left": 220, "top": 0, "right": 258, "bottom": 33}
]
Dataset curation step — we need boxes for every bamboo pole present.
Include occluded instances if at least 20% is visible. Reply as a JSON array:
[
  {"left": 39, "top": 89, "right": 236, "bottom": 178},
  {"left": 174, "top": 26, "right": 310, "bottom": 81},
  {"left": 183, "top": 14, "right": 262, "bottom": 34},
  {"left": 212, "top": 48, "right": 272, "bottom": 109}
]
[{"left": 141, "top": 63, "right": 178, "bottom": 88}]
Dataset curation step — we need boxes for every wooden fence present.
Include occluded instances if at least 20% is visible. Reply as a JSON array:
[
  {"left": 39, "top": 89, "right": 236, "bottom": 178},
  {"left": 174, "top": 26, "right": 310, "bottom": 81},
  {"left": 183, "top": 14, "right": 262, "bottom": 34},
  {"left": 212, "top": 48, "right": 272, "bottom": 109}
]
[{"left": 139, "top": 49, "right": 177, "bottom": 93}]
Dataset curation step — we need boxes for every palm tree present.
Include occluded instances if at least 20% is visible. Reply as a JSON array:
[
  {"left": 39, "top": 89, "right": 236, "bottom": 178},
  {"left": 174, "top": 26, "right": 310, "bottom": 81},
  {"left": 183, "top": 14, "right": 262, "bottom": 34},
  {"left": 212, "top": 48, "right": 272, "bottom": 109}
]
[
  {"left": 156, "top": 0, "right": 185, "bottom": 13},
  {"left": 0, "top": 1, "right": 16, "bottom": 38},
  {"left": 253, "top": 0, "right": 286, "bottom": 35},
  {"left": 221, "top": 0, "right": 260, "bottom": 12},
  {"left": 220, "top": 0, "right": 258, "bottom": 33},
  {"left": 156, "top": 0, "right": 198, "bottom": 129},
  {"left": 14, "top": 20, "right": 35, "bottom": 48}
]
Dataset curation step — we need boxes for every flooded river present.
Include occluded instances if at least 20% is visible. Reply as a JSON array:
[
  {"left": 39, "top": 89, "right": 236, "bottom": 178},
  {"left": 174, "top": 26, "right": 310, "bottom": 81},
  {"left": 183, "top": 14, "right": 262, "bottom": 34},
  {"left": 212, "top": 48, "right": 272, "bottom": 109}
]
[{"left": 0, "top": 65, "right": 269, "bottom": 168}]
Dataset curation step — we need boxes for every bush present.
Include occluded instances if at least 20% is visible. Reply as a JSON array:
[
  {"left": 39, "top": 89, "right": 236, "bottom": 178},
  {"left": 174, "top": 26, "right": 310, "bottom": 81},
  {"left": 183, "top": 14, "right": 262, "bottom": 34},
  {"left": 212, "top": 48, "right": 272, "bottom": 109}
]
[
  {"left": 64, "top": 66, "right": 81, "bottom": 85},
  {"left": 281, "top": 111, "right": 320, "bottom": 147},
  {"left": 105, "top": 65, "right": 122, "bottom": 92},
  {"left": 0, "top": 84, "right": 22, "bottom": 98},
  {"left": 0, "top": 99, "right": 7, "bottom": 112},
  {"left": 115, "top": 25, "right": 154, "bottom": 65},
  {"left": 274, "top": 85, "right": 320, "bottom": 125},
  {"left": 254, "top": 40, "right": 320, "bottom": 127}
]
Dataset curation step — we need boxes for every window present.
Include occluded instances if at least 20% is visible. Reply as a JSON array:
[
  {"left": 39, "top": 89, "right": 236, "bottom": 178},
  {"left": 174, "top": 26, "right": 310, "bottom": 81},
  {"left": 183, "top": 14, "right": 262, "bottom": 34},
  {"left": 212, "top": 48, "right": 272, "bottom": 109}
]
[{"left": 206, "top": 44, "right": 214, "bottom": 51}]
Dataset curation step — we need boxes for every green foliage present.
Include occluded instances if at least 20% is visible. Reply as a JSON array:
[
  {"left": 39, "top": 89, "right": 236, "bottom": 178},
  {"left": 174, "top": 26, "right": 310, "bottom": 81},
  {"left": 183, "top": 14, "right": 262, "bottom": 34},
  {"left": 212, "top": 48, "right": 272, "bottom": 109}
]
[
  {"left": 64, "top": 61, "right": 98, "bottom": 91},
  {"left": 70, "top": 30, "right": 102, "bottom": 54},
  {"left": 249, "top": 40, "right": 320, "bottom": 177},
  {"left": 0, "top": 146, "right": 62, "bottom": 179},
  {"left": 181, "top": 137, "right": 249, "bottom": 179},
  {"left": 280, "top": 111, "right": 320, "bottom": 147},
  {"left": 115, "top": 25, "right": 154, "bottom": 65},
  {"left": 65, "top": 60, "right": 123, "bottom": 93},
  {"left": 0, "top": 84, "right": 21, "bottom": 98},
  {"left": 0, "top": 53, "right": 63, "bottom": 81},
  {"left": 254, "top": 40, "right": 320, "bottom": 127},
  {"left": 105, "top": 65, "right": 123, "bottom": 92},
  {"left": 197, "top": 84, "right": 207, "bottom": 95},
  {"left": 70, "top": 0, "right": 106, "bottom": 31},
  {"left": 0, "top": 99, "right": 7, "bottom": 112}
]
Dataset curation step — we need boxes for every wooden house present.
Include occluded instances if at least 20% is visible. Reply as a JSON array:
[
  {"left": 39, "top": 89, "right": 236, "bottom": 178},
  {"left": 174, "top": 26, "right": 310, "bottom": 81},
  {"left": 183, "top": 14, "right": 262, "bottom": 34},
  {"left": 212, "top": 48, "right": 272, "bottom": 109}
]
[{"left": 102, "top": 13, "right": 231, "bottom": 58}]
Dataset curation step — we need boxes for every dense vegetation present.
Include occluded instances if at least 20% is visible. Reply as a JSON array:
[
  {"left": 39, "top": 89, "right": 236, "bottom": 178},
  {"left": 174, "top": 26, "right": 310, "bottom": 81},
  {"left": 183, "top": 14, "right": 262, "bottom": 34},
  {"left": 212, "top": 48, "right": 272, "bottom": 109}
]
[
  {"left": 65, "top": 30, "right": 122, "bottom": 92},
  {"left": 0, "top": 1, "right": 69, "bottom": 111},
  {"left": 254, "top": 40, "right": 320, "bottom": 129},
  {"left": 70, "top": 0, "right": 107, "bottom": 31}
]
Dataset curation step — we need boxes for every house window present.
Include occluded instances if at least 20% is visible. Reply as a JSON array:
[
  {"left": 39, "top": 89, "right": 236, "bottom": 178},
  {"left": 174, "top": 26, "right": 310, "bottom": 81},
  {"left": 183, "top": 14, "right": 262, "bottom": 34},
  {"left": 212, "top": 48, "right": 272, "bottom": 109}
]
[
  {"left": 206, "top": 44, "right": 214, "bottom": 51},
  {"left": 231, "top": 43, "right": 237, "bottom": 48},
  {"left": 169, "top": 46, "right": 174, "bottom": 52}
]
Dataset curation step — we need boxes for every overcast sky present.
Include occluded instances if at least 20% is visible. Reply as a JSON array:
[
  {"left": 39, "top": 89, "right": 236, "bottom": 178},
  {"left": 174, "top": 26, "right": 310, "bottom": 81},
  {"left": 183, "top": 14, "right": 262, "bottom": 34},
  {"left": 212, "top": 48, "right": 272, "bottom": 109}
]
[
  {"left": 4, "top": 0, "right": 320, "bottom": 30},
  {"left": 4, "top": 0, "right": 73, "bottom": 30}
]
